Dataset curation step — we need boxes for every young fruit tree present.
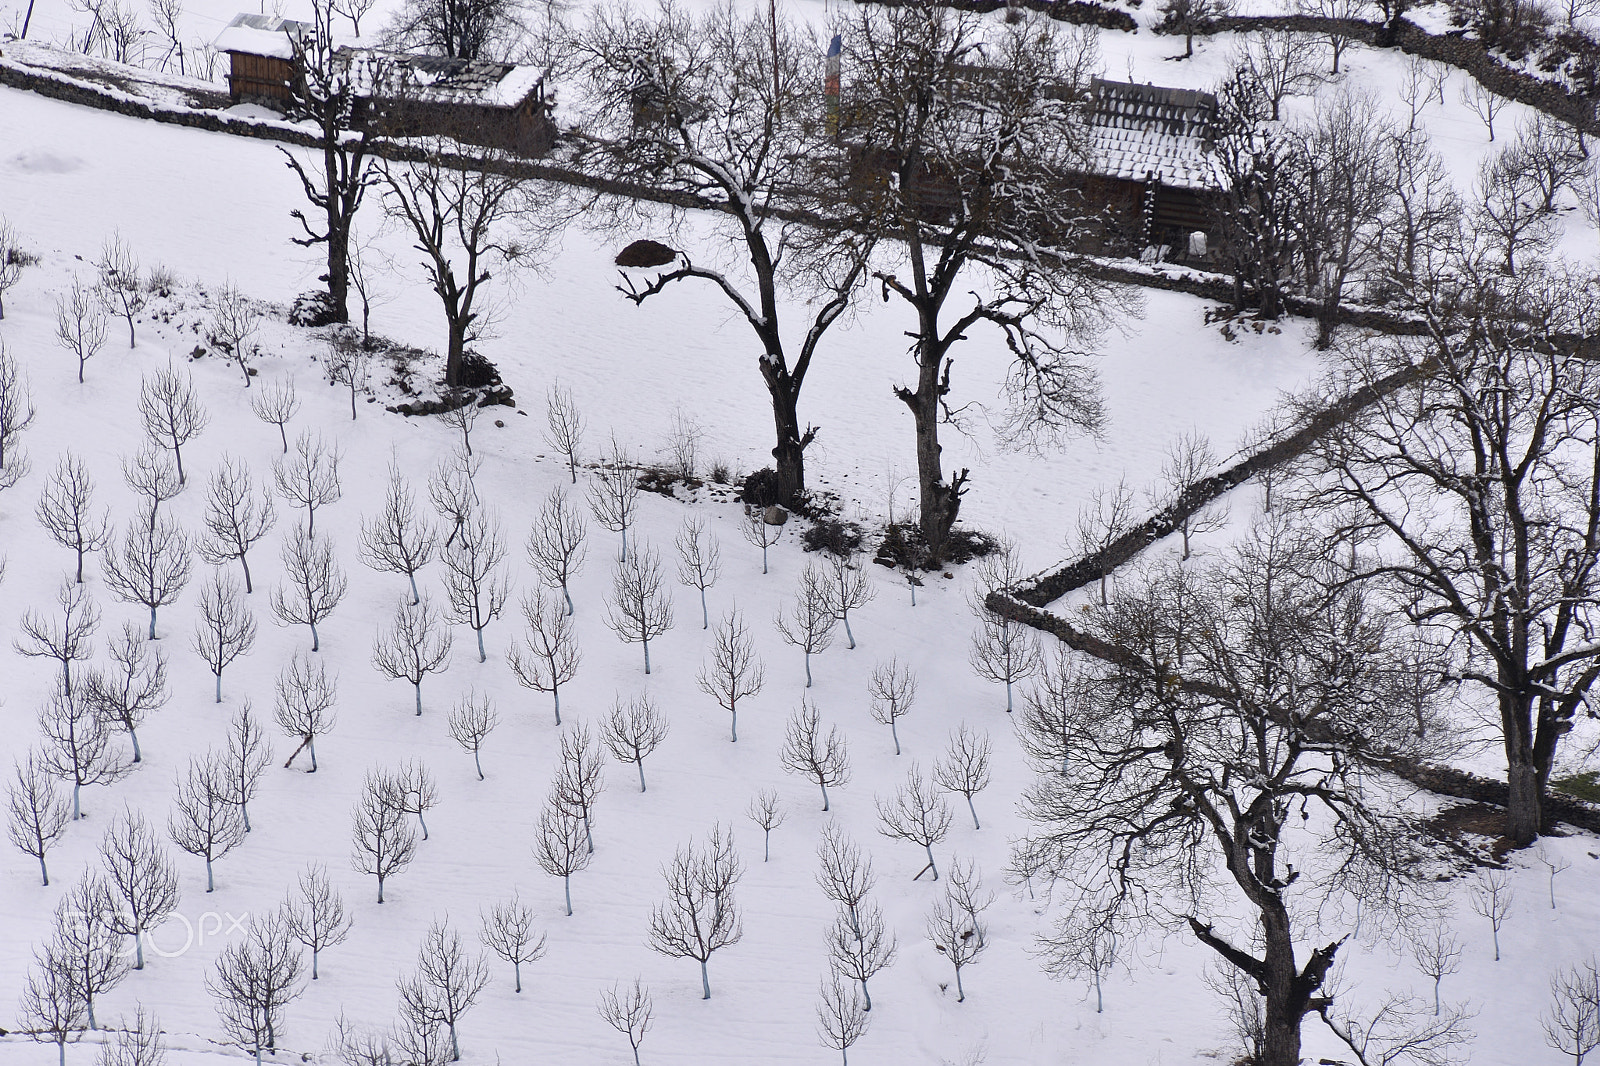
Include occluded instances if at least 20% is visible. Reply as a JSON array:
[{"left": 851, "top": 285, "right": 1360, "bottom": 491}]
[
  {"left": 206, "top": 910, "right": 306, "bottom": 1065},
  {"left": 84, "top": 623, "right": 169, "bottom": 763},
  {"left": 94, "top": 234, "right": 146, "bottom": 348},
  {"left": 0, "top": 218, "right": 37, "bottom": 320},
  {"left": 1469, "top": 870, "right": 1514, "bottom": 963},
  {"left": 776, "top": 563, "right": 836, "bottom": 687},
  {"left": 534, "top": 796, "right": 592, "bottom": 916},
  {"left": 543, "top": 382, "right": 585, "bottom": 485},
  {"left": 36, "top": 452, "right": 110, "bottom": 584},
  {"left": 507, "top": 588, "right": 580, "bottom": 725},
  {"left": 373, "top": 594, "right": 454, "bottom": 716},
  {"left": 271, "top": 524, "right": 349, "bottom": 653},
  {"left": 1542, "top": 958, "right": 1600, "bottom": 1065},
  {"left": 38, "top": 683, "right": 129, "bottom": 821},
  {"left": 741, "top": 505, "right": 783, "bottom": 574},
  {"left": 746, "top": 788, "right": 786, "bottom": 863},
  {"left": 198, "top": 456, "right": 277, "bottom": 594},
  {"left": 7, "top": 752, "right": 71, "bottom": 886},
  {"left": 697, "top": 609, "right": 764, "bottom": 743},
  {"left": 102, "top": 507, "right": 192, "bottom": 640},
  {"left": 56, "top": 276, "right": 108, "bottom": 383},
  {"left": 99, "top": 808, "right": 181, "bottom": 971},
  {"left": 600, "top": 693, "right": 669, "bottom": 792},
  {"left": 877, "top": 764, "right": 952, "bottom": 882},
  {"left": 273, "top": 432, "right": 342, "bottom": 537},
  {"left": 17, "top": 579, "right": 101, "bottom": 699},
  {"left": 122, "top": 446, "right": 182, "bottom": 531},
  {"left": 350, "top": 768, "right": 417, "bottom": 903},
  {"left": 817, "top": 821, "right": 876, "bottom": 938},
  {"left": 138, "top": 361, "right": 207, "bottom": 485},
  {"left": 222, "top": 703, "right": 271, "bottom": 833},
  {"left": 526, "top": 487, "right": 586, "bottom": 616},
  {"left": 1408, "top": 923, "right": 1463, "bottom": 1017},
  {"left": 0, "top": 340, "right": 35, "bottom": 491},
  {"left": 392, "top": 760, "right": 439, "bottom": 841},
  {"left": 249, "top": 377, "right": 299, "bottom": 455},
  {"left": 430, "top": 446, "right": 479, "bottom": 550},
  {"left": 604, "top": 541, "right": 675, "bottom": 675},
  {"left": 167, "top": 751, "right": 247, "bottom": 892},
  {"left": 479, "top": 895, "right": 546, "bottom": 994},
  {"left": 397, "top": 918, "right": 488, "bottom": 1064},
  {"left": 597, "top": 978, "right": 653, "bottom": 1066},
  {"left": 360, "top": 465, "right": 438, "bottom": 606},
  {"left": 448, "top": 689, "right": 499, "bottom": 781},
  {"left": 821, "top": 550, "right": 875, "bottom": 651},
  {"left": 588, "top": 438, "right": 641, "bottom": 562},
  {"left": 648, "top": 823, "right": 743, "bottom": 1000},
  {"left": 933, "top": 725, "right": 992, "bottom": 830},
  {"left": 675, "top": 515, "right": 721, "bottom": 630},
  {"left": 274, "top": 652, "right": 337, "bottom": 773},
  {"left": 867, "top": 657, "right": 916, "bottom": 756},
  {"left": 780, "top": 700, "right": 851, "bottom": 812},
  {"left": 191, "top": 569, "right": 258, "bottom": 703},
  {"left": 21, "top": 942, "right": 88, "bottom": 1066},
  {"left": 925, "top": 863, "right": 990, "bottom": 1003},
  {"left": 283, "top": 862, "right": 351, "bottom": 980},
  {"left": 826, "top": 900, "right": 897, "bottom": 1013},
  {"left": 209, "top": 283, "right": 262, "bottom": 387},
  {"left": 442, "top": 507, "right": 512, "bottom": 664},
  {"left": 103, "top": 1004, "right": 166, "bottom": 1066},
  {"left": 817, "top": 972, "right": 870, "bottom": 1065}
]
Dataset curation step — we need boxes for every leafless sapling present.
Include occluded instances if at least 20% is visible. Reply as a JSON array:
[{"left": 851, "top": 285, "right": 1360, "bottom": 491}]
[
  {"left": 121, "top": 446, "right": 181, "bottom": 530},
  {"left": 429, "top": 446, "right": 479, "bottom": 550},
  {"left": 222, "top": 703, "right": 270, "bottom": 833},
  {"left": 17, "top": 579, "right": 101, "bottom": 698},
  {"left": 84, "top": 622, "right": 169, "bottom": 762},
  {"left": 816, "top": 821, "right": 876, "bottom": 936},
  {"left": 535, "top": 796, "right": 592, "bottom": 916},
  {"left": 199, "top": 456, "right": 277, "bottom": 593},
  {"left": 272, "top": 524, "right": 348, "bottom": 653},
  {"left": 283, "top": 862, "right": 352, "bottom": 980},
  {"left": 780, "top": 699, "right": 851, "bottom": 811},
  {"left": 248, "top": 377, "right": 299, "bottom": 455},
  {"left": 601, "top": 692, "right": 669, "bottom": 792},
  {"left": 37, "top": 452, "right": 110, "bottom": 583},
  {"left": 350, "top": 767, "right": 416, "bottom": 903},
  {"left": 1470, "top": 869, "right": 1514, "bottom": 962},
  {"left": 1540, "top": 846, "right": 1573, "bottom": 911},
  {"left": 597, "top": 978, "right": 653, "bottom": 1066},
  {"left": 275, "top": 651, "right": 337, "bottom": 772},
  {"left": 1407, "top": 922, "right": 1462, "bottom": 1016},
  {"left": 817, "top": 972, "right": 870, "bottom": 1064},
  {"left": 741, "top": 504, "right": 782, "bottom": 574},
  {"left": 604, "top": 540, "right": 674, "bottom": 675},
  {"left": 21, "top": 942, "right": 88, "bottom": 1066},
  {"left": 327, "top": 330, "right": 372, "bottom": 420},
  {"left": 867, "top": 657, "right": 916, "bottom": 756},
  {"left": 102, "top": 507, "right": 192, "bottom": 640},
  {"left": 553, "top": 723, "right": 606, "bottom": 852},
  {"left": 191, "top": 569, "right": 257, "bottom": 703},
  {"left": 1316, "top": 974, "right": 1477, "bottom": 1066},
  {"left": 1463, "top": 79, "right": 1509, "bottom": 142},
  {"left": 448, "top": 689, "right": 498, "bottom": 780},
  {"left": 100, "top": 1004, "right": 166, "bottom": 1066},
  {"left": 1159, "top": 0, "right": 1231, "bottom": 58},
  {"left": 647, "top": 823, "right": 743, "bottom": 1000},
  {"left": 1150, "top": 429, "right": 1229, "bottom": 561},
  {"left": 826, "top": 900, "right": 896, "bottom": 1013},
  {"left": 1038, "top": 909, "right": 1119, "bottom": 1014},
  {"left": 392, "top": 759, "right": 439, "bottom": 841},
  {"left": 95, "top": 234, "right": 146, "bottom": 348},
  {"left": 1074, "top": 478, "right": 1136, "bottom": 607},
  {"left": 442, "top": 507, "right": 511, "bottom": 663},
  {"left": 210, "top": 282, "right": 261, "bottom": 387},
  {"left": 53, "top": 874, "right": 130, "bottom": 1029},
  {"left": 436, "top": 397, "right": 482, "bottom": 458},
  {"left": 926, "top": 871, "right": 989, "bottom": 1003},
  {"left": 56, "top": 276, "right": 108, "bottom": 383},
  {"left": 747, "top": 788, "right": 785, "bottom": 862},
  {"left": 0, "top": 340, "right": 35, "bottom": 491},
  {"left": 877, "top": 763, "right": 952, "bottom": 881},
  {"left": 273, "top": 432, "right": 342, "bottom": 537},
  {"left": 207, "top": 910, "right": 306, "bottom": 1063},
  {"left": 507, "top": 588, "right": 579, "bottom": 724},
  {"left": 698, "top": 609, "right": 764, "bottom": 742},
  {"left": 39, "top": 683, "right": 129, "bottom": 821},
  {"left": 934, "top": 725, "right": 992, "bottom": 830},
  {"left": 822, "top": 550, "right": 875, "bottom": 651},
  {"left": 373, "top": 594, "right": 454, "bottom": 716},
  {"left": 0, "top": 218, "right": 38, "bottom": 320},
  {"left": 134, "top": 361, "right": 207, "bottom": 489},
  {"left": 675, "top": 515, "right": 721, "bottom": 629},
  {"left": 1474, "top": 142, "right": 1555, "bottom": 275},
  {"left": 479, "top": 895, "right": 546, "bottom": 993},
  {"left": 100, "top": 808, "right": 180, "bottom": 970},
  {"left": 776, "top": 563, "right": 836, "bottom": 687},
  {"left": 660, "top": 407, "right": 703, "bottom": 481},
  {"left": 168, "top": 751, "right": 247, "bottom": 892},
  {"left": 543, "top": 382, "right": 585, "bottom": 484},
  {"left": 588, "top": 438, "right": 641, "bottom": 562},
  {"left": 1543, "top": 958, "right": 1600, "bottom": 1065},
  {"left": 398, "top": 917, "right": 488, "bottom": 1063},
  {"left": 360, "top": 465, "right": 437, "bottom": 605},
  {"left": 526, "top": 487, "right": 586, "bottom": 615},
  {"left": 7, "top": 752, "right": 71, "bottom": 885}
]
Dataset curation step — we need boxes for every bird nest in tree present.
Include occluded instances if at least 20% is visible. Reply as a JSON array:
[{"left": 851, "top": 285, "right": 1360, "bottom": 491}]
[{"left": 615, "top": 239, "right": 678, "bottom": 269}]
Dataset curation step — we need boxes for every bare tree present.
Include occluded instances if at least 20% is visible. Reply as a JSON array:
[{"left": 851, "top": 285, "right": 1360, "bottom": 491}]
[
  {"left": 327, "top": 334, "right": 373, "bottom": 423},
  {"left": 1238, "top": 29, "right": 1321, "bottom": 122},
  {"left": 1150, "top": 429, "right": 1229, "bottom": 561},
  {"left": 1039, "top": 909, "right": 1120, "bottom": 1014},
  {"left": 1540, "top": 846, "right": 1573, "bottom": 911},
  {"left": 553, "top": 724, "right": 605, "bottom": 853},
  {"left": 826, "top": 900, "right": 896, "bottom": 1013},
  {"left": 934, "top": 725, "right": 991, "bottom": 830},
  {"left": 121, "top": 446, "right": 181, "bottom": 530},
  {"left": 741, "top": 505, "right": 783, "bottom": 574},
  {"left": 392, "top": 760, "right": 439, "bottom": 840},
  {"left": 397, "top": 918, "right": 488, "bottom": 1063},
  {"left": 448, "top": 689, "right": 498, "bottom": 780},
  {"left": 84, "top": 622, "right": 169, "bottom": 762},
  {"left": 1317, "top": 977, "right": 1476, "bottom": 1066},
  {"left": 0, "top": 340, "right": 36, "bottom": 491},
  {"left": 817, "top": 972, "right": 870, "bottom": 1064},
  {"left": 648, "top": 823, "right": 743, "bottom": 1000},
  {"left": 37, "top": 452, "right": 110, "bottom": 583},
  {"left": 273, "top": 432, "right": 342, "bottom": 537},
  {"left": 1463, "top": 80, "right": 1509, "bottom": 141},
  {"left": 675, "top": 515, "right": 721, "bottom": 629},
  {"left": 207, "top": 910, "right": 306, "bottom": 1063},
  {"left": 877, "top": 764, "right": 951, "bottom": 881},
  {"left": 99, "top": 1004, "right": 166, "bottom": 1066},
  {"left": 275, "top": 651, "right": 337, "bottom": 773},
  {"left": 605, "top": 540, "right": 674, "bottom": 675},
  {"left": 350, "top": 767, "right": 416, "bottom": 903},
  {"left": 441, "top": 508, "right": 511, "bottom": 663},
  {"left": 1159, "top": 0, "right": 1231, "bottom": 59},
  {"left": 816, "top": 821, "right": 876, "bottom": 937},
  {"left": 526, "top": 487, "right": 585, "bottom": 615},
  {"left": 1408, "top": 923, "right": 1462, "bottom": 1016},
  {"left": 534, "top": 796, "right": 591, "bottom": 916},
  {"left": 821, "top": 549, "right": 874, "bottom": 650},
  {"left": 926, "top": 870, "right": 989, "bottom": 1003},
  {"left": 17, "top": 579, "right": 101, "bottom": 698},
  {"left": 479, "top": 895, "right": 545, "bottom": 993},
  {"left": 1470, "top": 870, "right": 1514, "bottom": 962},
  {"left": 429, "top": 446, "right": 478, "bottom": 550},
  {"left": 436, "top": 398, "right": 482, "bottom": 458},
  {"left": 191, "top": 569, "right": 258, "bottom": 704},
  {"left": 39, "top": 683, "right": 128, "bottom": 821},
  {"left": 601, "top": 692, "right": 669, "bottom": 792},
  {"left": 507, "top": 588, "right": 579, "bottom": 725},
  {"left": 147, "top": 0, "right": 185, "bottom": 72},
  {"left": 21, "top": 942, "right": 88, "bottom": 1066},
  {"left": 698, "top": 609, "right": 764, "bottom": 742},
  {"left": 1074, "top": 478, "right": 1137, "bottom": 607},
  {"left": 222, "top": 703, "right": 270, "bottom": 833},
  {"left": 361, "top": 465, "right": 437, "bottom": 606},
  {"left": 747, "top": 788, "right": 785, "bottom": 863},
  {"left": 588, "top": 438, "right": 641, "bottom": 562},
  {"left": 373, "top": 594, "right": 454, "bottom": 716},
  {"left": 7, "top": 752, "right": 71, "bottom": 885},
  {"left": 56, "top": 276, "right": 108, "bottom": 383},
  {"left": 543, "top": 382, "right": 584, "bottom": 484},
  {"left": 249, "top": 378, "right": 299, "bottom": 455},
  {"left": 1545, "top": 959, "right": 1600, "bottom": 1065},
  {"left": 199, "top": 456, "right": 276, "bottom": 594},
  {"left": 597, "top": 978, "right": 653, "bottom": 1066},
  {"left": 209, "top": 283, "right": 261, "bottom": 388},
  {"left": 283, "top": 862, "right": 352, "bottom": 981},
  {"left": 100, "top": 808, "right": 180, "bottom": 971},
  {"left": 272, "top": 524, "right": 349, "bottom": 653},
  {"left": 781, "top": 700, "right": 850, "bottom": 811},
  {"left": 776, "top": 563, "right": 836, "bottom": 687},
  {"left": 95, "top": 234, "right": 146, "bottom": 348},
  {"left": 102, "top": 507, "right": 192, "bottom": 640},
  {"left": 1518, "top": 113, "right": 1589, "bottom": 213},
  {"left": 1474, "top": 143, "right": 1555, "bottom": 275},
  {"left": 0, "top": 218, "right": 38, "bottom": 320},
  {"left": 868, "top": 657, "right": 916, "bottom": 755},
  {"left": 168, "top": 751, "right": 247, "bottom": 892},
  {"left": 134, "top": 363, "right": 208, "bottom": 493}
]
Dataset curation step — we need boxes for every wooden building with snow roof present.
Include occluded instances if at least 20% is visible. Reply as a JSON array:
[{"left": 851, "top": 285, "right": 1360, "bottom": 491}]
[{"left": 214, "top": 13, "right": 310, "bottom": 106}]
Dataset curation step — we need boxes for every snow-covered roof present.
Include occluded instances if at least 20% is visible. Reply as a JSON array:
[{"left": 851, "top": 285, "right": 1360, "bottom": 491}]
[
  {"left": 336, "top": 48, "right": 545, "bottom": 109},
  {"left": 212, "top": 13, "right": 310, "bottom": 60},
  {"left": 1085, "top": 79, "right": 1223, "bottom": 191}
]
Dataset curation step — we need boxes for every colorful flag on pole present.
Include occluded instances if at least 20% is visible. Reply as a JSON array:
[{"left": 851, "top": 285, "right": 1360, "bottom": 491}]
[{"left": 825, "top": 34, "right": 841, "bottom": 136}]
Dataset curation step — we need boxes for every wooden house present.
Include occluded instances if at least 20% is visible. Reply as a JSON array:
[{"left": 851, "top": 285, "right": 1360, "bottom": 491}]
[{"left": 214, "top": 13, "right": 310, "bottom": 106}]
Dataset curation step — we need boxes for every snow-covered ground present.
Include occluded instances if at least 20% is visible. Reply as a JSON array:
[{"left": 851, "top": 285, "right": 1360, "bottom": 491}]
[{"left": 2, "top": 6, "right": 1600, "bottom": 1064}]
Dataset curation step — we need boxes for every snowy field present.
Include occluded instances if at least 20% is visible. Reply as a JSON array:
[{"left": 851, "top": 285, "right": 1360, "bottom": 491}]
[{"left": 1, "top": 5, "right": 1600, "bottom": 1064}]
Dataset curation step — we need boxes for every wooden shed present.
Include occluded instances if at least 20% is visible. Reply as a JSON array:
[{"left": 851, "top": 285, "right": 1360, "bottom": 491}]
[{"left": 214, "top": 13, "right": 309, "bottom": 106}]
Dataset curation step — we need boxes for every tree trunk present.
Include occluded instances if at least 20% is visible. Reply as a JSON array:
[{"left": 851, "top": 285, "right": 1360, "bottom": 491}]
[
  {"left": 906, "top": 364, "right": 961, "bottom": 567},
  {"left": 1506, "top": 755, "right": 1543, "bottom": 845},
  {"left": 1259, "top": 910, "right": 1304, "bottom": 1066},
  {"left": 444, "top": 317, "right": 466, "bottom": 389},
  {"left": 770, "top": 391, "right": 809, "bottom": 509}
]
